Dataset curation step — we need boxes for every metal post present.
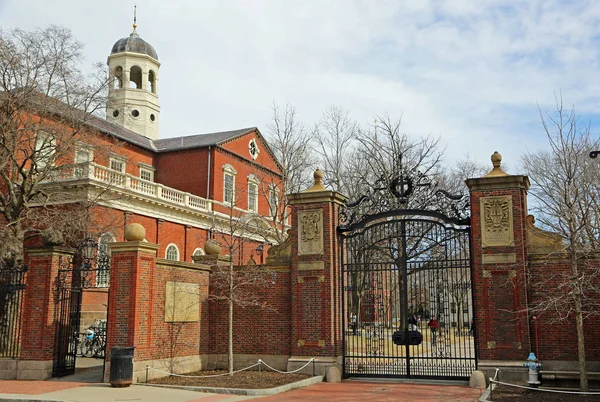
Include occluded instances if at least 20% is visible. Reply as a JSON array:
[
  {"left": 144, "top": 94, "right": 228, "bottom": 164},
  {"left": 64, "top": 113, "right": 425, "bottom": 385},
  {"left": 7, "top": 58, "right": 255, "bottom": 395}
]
[
  {"left": 146, "top": 365, "right": 149, "bottom": 383},
  {"left": 312, "top": 358, "right": 315, "bottom": 377},
  {"left": 401, "top": 220, "right": 410, "bottom": 376}
]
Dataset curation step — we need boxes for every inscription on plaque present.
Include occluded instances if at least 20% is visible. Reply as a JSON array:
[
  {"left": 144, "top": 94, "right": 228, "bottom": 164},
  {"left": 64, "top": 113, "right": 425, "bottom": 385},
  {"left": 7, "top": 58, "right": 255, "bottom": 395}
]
[{"left": 480, "top": 196, "right": 514, "bottom": 247}]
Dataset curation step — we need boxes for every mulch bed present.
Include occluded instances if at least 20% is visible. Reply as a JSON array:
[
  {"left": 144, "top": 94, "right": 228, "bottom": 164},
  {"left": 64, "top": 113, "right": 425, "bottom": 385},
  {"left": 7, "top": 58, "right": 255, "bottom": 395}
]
[
  {"left": 490, "top": 384, "right": 600, "bottom": 401},
  {"left": 148, "top": 370, "right": 310, "bottom": 389}
]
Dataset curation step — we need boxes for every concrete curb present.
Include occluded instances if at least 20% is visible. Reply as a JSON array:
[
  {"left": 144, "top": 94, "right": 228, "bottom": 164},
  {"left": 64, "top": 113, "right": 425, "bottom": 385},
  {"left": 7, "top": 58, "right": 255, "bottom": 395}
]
[
  {"left": 0, "top": 396, "right": 61, "bottom": 402},
  {"left": 478, "top": 383, "right": 496, "bottom": 401},
  {"left": 140, "top": 374, "right": 324, "bottom": 396}
]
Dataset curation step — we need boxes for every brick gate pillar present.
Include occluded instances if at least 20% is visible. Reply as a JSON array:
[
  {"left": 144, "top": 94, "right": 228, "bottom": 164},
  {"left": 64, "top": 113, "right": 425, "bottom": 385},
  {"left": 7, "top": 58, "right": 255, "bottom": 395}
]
[
  {"left": 104, "top": 223, "right": 160, "bottom": 382},
  {"left": 466, "top": 152, "right": 531, "bottom": 380},
  {"left": 17, "top": 246, "right": 74, "bottom": 379},
  {"left": 286, "top": 169, "right": 346, "bottom": 375}
]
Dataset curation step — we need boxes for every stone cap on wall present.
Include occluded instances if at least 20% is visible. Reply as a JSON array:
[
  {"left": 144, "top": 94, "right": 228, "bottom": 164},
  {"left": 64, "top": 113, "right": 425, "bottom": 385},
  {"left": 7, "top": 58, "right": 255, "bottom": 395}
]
[{"left": 526, "top": 215, "right": 565, "bottom": 255}]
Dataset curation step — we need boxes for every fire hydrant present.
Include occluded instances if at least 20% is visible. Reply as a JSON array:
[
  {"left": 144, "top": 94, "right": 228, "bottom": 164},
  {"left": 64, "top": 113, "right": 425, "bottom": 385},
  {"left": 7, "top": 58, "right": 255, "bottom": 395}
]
[{"left": 523, "top": 352, "right": 542, "bottom": 387}]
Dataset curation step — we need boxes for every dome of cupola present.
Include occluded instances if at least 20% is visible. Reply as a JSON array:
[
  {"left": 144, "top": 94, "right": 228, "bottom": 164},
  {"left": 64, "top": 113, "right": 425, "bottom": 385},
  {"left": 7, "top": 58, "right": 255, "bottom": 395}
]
[{"left": 111, "top": 29, "right": 158, "bottom": 61}]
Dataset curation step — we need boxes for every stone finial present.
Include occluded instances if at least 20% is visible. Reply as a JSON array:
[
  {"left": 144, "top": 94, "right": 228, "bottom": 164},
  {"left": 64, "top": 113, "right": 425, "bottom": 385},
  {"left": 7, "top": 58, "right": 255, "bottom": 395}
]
[
  {"left": 204, "top": 239, "right": 221, "bottom": 255},
  {"left": 304, "top": 168, "right": 327, "bottom": 192},
  {"left": 485, "top": 151, "right": 508, "bottom": 177},
  {"left": 124, "top": 223, "right": 146, "bottom": 241}
]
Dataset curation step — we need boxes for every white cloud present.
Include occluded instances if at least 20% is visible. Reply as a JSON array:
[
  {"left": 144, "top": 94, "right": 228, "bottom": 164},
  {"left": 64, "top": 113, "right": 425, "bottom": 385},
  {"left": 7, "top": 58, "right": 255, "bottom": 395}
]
[{"left": 1, "top": 0, "right": 599, "bottom": 170}]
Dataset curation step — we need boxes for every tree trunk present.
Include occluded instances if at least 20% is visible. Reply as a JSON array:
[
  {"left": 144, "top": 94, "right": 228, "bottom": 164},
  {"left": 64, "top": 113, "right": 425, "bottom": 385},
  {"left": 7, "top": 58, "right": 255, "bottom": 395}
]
[
  {"left": 228, "top": 261, "right": 234, "bottom": 375},
  {"left": 573, "top": 267, "right": 588, "bottom": 392}
]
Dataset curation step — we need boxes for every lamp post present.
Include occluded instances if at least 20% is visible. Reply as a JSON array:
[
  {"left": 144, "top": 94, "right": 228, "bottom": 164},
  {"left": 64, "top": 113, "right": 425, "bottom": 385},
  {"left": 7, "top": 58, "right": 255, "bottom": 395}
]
[{"left": 255, "top": 244, "right": 264, "bottom": 264}]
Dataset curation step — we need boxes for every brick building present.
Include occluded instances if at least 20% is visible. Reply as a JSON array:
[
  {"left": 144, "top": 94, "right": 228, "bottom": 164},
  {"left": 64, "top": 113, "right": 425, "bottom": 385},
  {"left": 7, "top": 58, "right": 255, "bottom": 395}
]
[{"left": 24, "top": 23, "right": 286, "bottom": 332}]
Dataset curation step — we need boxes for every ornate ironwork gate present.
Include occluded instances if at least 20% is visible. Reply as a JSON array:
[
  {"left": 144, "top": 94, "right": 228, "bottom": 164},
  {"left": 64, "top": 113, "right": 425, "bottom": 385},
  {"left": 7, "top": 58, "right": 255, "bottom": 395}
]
[
  {"left": 339, "top": 173, "right": 476, "bottom": 380},
  {"left": 53, "top": 238, "right": 110, "bottom": 377}
]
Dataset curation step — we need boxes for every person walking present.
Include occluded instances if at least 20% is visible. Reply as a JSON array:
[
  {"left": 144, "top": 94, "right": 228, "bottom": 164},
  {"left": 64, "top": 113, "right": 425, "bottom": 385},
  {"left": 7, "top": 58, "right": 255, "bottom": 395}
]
[
  {"left": 351, "top": 312, "right": 357, "bottom": 335},
  {"left": 428, "top": 316, "right": 439, "bottom": 345}
]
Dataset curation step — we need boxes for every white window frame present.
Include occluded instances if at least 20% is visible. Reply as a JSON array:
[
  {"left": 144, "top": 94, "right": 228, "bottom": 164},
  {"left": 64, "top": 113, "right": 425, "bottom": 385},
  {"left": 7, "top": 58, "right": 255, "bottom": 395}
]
[
  {"left": 74, "top": 146, "right": 93, "bottom": 178},
  {"left": 109, "top": 155, "right": 126, "bottom": 173},
  {"left": 192, "top": 248, "right": 205, "bottom": 256},
  {"left": 165, "top": 243, "right": 180, "bottom": 261},
  {"left": 138, "top": 163, "right": 155, "bottom": 182},
  {"left": 247, "top": 174, "right": 259, "bottom": 212},
  {"left": 223, "top": 164, "right": 237, "bottom": 204},
  {"left": 34, "top": 131, "right": 56, "bottom": 170}
]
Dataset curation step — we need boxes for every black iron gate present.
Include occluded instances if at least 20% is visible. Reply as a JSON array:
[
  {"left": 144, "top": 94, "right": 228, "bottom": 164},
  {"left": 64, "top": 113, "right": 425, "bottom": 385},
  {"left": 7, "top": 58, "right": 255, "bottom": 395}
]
[
  {"left": 0, "top": 262, "right": 26, "bottom": 358},
  {"left": 53, "top": 238, "right": 110, "bottom": 377},
  {"left": 339, "top": 173, "right": 476, "bottom": 380}
]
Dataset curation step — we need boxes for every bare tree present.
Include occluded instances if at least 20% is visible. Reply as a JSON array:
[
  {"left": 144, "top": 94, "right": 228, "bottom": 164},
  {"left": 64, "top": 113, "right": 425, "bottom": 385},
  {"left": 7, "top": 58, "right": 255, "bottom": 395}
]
[
  {"left": 264, "top": 102, "right": 315, "bottom": 242},
  {"left": 0, "top": 25, "right": 110, "bottom": 264},
  {"left": 208, "top": 189, "right": 276, "bottom": 375},
  {"left": 343, "top": 113, "right": 446, "bottom": 215},
  {"left": 521, "top": 97, "right": 600, "bottom": 392},
  {"left": 312, "top": 104, "right": 358, "bottom": 193}
]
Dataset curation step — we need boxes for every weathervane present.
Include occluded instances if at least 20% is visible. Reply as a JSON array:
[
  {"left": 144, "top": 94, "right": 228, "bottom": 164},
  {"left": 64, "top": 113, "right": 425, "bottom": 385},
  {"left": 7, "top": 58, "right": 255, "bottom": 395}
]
[{"left": 133, "top": 5, "right": 137, "bottom": 29}]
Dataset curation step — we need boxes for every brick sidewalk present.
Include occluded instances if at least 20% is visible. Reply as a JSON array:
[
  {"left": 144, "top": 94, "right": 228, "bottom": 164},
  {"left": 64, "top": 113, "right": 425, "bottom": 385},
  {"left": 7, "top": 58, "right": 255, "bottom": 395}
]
[
  {"left": 0, "top": 380, "right": 84, "bottom": 395},
  {"left": 257, "top": 381, "right": 483, "bottom": 402}
]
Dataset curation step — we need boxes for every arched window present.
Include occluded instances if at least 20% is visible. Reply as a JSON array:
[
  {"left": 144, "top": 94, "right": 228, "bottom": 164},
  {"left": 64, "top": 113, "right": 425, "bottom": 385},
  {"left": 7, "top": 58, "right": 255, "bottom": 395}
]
[
  {"left": 129, "top": 66, "right": 142, "bottom": 89},
  {"left": 113, "top": 66, "right": 123, "bottom": 89},
  {"left": 148, "top": 70, "right": 156, "bottom": 94},
  {"left": 97, "top": 233, "right": 115, "bottom": 287},
  {"left": 165, "top": 244, "right": 180, "bottom": 261}
]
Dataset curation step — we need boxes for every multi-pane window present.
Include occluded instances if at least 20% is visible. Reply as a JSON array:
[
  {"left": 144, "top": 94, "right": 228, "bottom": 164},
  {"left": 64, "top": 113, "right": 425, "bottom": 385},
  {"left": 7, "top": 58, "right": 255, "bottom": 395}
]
[
  {"left": 166, "top": 244, "right": 179, "bottom": 261},
  {"left": 140, "top": 168, "right": 153, "bottom": 181},
  {"left": 248, "top": 182, "right": 258, "bottom": 212},
  {"left": 110, "top": 158, "right": 125, "bottom": 172},
  {"left": 224, "top": 174, "right": 234, "bottom": 204},
  {"left": 34, "top": 132, "right": 56, "bottom": 170}
]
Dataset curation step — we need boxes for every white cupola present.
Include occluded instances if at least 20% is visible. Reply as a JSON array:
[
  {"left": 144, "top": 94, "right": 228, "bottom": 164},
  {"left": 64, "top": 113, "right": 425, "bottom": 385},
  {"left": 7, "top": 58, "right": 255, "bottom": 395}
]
[{"left": 106, "top": 8, "right": 160, "bottom": 140}]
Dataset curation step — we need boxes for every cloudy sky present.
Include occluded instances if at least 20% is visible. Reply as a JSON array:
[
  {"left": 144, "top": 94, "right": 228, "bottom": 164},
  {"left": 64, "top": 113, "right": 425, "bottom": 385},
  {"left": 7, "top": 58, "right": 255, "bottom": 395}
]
[{"left": 1, "top": 0, "right": 599, "bottom": 169}]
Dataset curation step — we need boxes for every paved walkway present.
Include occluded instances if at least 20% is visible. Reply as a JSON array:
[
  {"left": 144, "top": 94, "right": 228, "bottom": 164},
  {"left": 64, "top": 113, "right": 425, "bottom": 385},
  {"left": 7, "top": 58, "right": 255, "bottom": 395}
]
[{"left": 0, "top": 380, "right": 484, "bottom": 402}]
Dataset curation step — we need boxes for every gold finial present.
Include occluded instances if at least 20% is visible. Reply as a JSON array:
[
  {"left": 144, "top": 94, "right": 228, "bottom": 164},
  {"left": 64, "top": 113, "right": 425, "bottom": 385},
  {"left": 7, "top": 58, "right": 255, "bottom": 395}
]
[
  {"left": 304, "top": 168, "right": 327, "bottom": 192},
  {"left": 485, "top": 151, "right": 508, "bottom": 177},
  {"left": 133, "top": 5, "right": 137, "bottom": 29}
]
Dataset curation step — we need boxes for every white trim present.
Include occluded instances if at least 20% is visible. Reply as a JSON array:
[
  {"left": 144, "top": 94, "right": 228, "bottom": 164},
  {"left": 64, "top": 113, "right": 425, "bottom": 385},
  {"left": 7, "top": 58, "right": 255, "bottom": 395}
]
[
  {"left": 222, "top": 163, "right": 237, "bottom": 175},
  {"left": 192, "top": 248, "right": 205, "bottom": 256},
  {"left": 165, "top": 243, "right": 180, "bottom": 261},
  {"left": 139, "top": 167, "right": 154, "bottom": 182},
  {"left": 248, "top": 181, "right": 258, "bottom": 213}
]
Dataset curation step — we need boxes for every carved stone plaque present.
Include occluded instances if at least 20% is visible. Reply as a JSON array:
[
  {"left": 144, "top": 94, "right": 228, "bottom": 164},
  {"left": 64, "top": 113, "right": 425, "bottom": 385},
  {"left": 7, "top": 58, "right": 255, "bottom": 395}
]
[
  {"left": 298, "top": 209, "right": 324, "bottom": 255},
  {"left": 480, "top": 196, "right": 514, "bottom": 247},
  {"left": 165, "top": 281, "right": 200, "bottom": 322}
]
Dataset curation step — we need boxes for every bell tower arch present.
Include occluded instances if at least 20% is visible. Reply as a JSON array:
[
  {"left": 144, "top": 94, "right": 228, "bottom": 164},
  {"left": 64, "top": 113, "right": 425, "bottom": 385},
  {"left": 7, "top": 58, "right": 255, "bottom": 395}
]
[{"left": 107, "top": 7, "right": 161, "bottom": 140}]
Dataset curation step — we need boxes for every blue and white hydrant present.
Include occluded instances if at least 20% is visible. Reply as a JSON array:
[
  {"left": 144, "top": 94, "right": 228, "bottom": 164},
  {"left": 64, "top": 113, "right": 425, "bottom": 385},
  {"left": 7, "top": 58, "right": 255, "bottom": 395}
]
[{"left": 523, "top": 352, "right": 542, "bottom": 387}]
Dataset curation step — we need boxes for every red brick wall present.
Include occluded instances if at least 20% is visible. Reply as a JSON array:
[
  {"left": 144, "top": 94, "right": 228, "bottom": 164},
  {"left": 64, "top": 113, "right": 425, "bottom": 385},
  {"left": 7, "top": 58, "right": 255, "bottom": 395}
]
[
  {"left": 154, "top": 148, "right": 209, "bottom": 197},
  {"left": 527, "top": 257, "right": 600, "bottom": 362},
  {"left": 208, "top": 268, "right": 291, "bottom": 355},
  {"left": 106, "top": 246, "right": 210, "bottom": 363}
]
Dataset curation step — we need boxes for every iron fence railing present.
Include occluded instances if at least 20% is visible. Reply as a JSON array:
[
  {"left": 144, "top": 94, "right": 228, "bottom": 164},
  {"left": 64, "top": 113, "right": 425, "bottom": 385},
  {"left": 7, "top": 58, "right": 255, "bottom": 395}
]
[{"left": 0, "top": 264, "right": 27, "bottom": 358}]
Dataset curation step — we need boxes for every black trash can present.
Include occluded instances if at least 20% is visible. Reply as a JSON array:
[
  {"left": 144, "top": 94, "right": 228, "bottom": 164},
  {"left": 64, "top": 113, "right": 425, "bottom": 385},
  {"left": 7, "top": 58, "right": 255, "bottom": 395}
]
[{"left": 109, "top": 346, "right": 135, "bottom": 387}]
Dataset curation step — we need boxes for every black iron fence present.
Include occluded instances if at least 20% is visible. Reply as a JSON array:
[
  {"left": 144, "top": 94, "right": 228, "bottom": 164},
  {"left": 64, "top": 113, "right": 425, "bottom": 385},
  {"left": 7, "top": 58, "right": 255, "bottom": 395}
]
[{"left": 0, "top": 263, "right": 27, "bottom": 358}]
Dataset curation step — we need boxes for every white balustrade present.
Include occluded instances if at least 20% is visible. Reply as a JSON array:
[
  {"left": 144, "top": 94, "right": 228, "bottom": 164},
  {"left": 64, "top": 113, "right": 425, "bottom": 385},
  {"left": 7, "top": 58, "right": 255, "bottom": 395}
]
[{"left": 59, "top": 162, "right": 213, "bottom": 212}]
